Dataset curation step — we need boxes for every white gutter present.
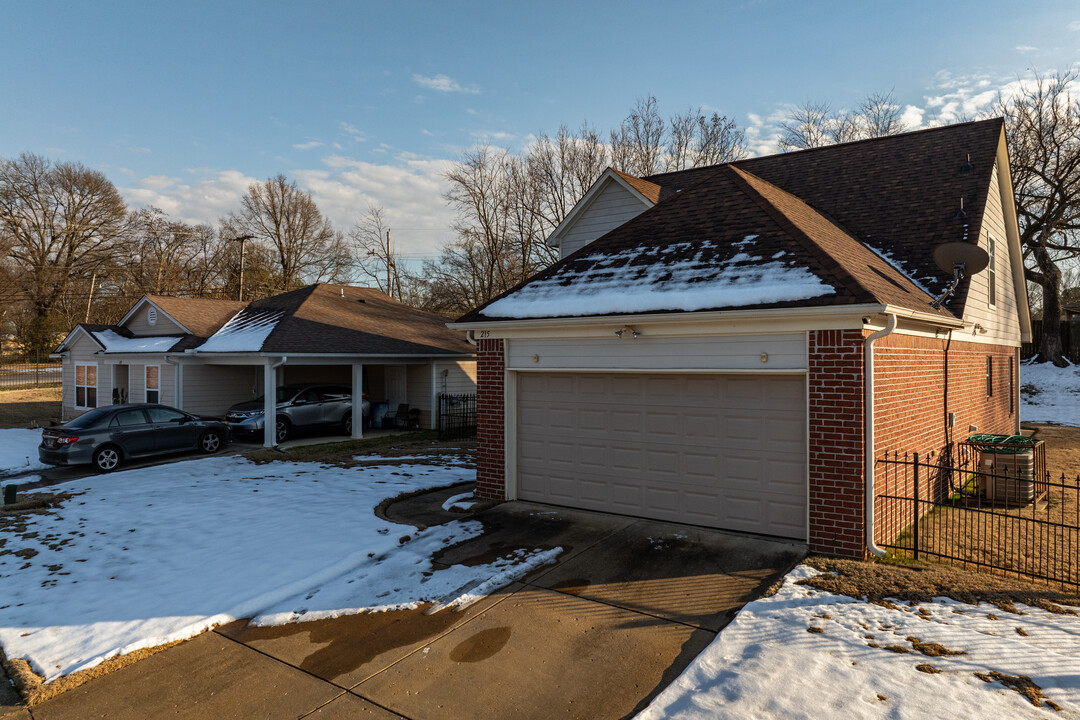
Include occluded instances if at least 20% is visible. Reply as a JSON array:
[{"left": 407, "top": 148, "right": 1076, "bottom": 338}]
[{"left": 864, "top": 313, "right": 897, "bottom": 558}]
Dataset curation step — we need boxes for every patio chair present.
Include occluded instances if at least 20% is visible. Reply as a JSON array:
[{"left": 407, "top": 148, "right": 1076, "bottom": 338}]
[{"left": 384, "top": 403, "right": 409, "bottom": 429}]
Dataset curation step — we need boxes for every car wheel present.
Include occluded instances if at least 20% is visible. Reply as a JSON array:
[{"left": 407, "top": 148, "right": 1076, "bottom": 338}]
[
  {"left": 343, "top": 412, "right": 352, "bottom": 436},
  {"left": 93, "top": 445, "right": 122, "bottom": 473},
  {"left": 199, "top": 430, "right": 223, "bottom": 454},
  {"left": 275, "top": 418, "right": 290, "bottom": 444}
]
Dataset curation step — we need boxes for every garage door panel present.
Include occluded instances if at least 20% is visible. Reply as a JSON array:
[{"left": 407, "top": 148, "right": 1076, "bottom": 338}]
[{"left": 517, "top": 372, "right": 806, "bottom": 539}]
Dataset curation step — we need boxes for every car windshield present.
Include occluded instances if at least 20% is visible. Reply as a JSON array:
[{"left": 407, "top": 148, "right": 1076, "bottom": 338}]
[
  {"left": 252, "top": 387, "right": 305, "bottom": 404},
  {"left": 64, "top": 408, "right": 111, "bottom": 430}
]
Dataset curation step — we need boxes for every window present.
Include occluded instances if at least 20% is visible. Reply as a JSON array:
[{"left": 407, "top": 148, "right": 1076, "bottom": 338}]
[
  {"left": 75, "top": 363, "right": 97, "bottom": 409},
  {"left": 987, "top": 236, "right": 997, "bottom": 308},
  {"left": 145, "top": 365, "right": 160, "bottom": 404},
  {"left": 986, "top": 356, "right": 993, "bottom": 397},
  {"left": 147, "top": 407, "right": 186, "bottom": 424},
  {"left": 1009, "top": 355, "right": 1015, "bottom": 414},
  {"left": 110, "top": 409, "right": 148, "bottom": 427}
]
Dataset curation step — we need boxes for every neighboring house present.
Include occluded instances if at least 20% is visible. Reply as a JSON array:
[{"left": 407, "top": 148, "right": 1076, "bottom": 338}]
[
  {"left": 451, "top": 118, "right": 1030, "bottom": 559},
  {"left": 53, "top": 285, "right": 476, "bottom": 446}
]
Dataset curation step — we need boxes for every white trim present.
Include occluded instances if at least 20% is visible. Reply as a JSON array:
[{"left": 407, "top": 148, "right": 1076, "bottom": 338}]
[
  {"left": 430, "top": 363, "right": 438, "bottom": 433},
  {"left": 995, "top": 134, "right": 1033, "bottom": 342},
  {"left": 74, "top": 361, "right": 99, "bottom": 409},
  {"left": 505, "top": 352, "right": 517, "bottom": 501},
  {"left": 508, "top": 366, "right": 807, "bottom": 375},
  {"left": 546, "top": 169, "right": 655, "bottom": 248},
  {"left": 144, "top": 364, "right": 161, "bottom": 404},
  {"left": 117, "top": 297, "right": 194, "bottom": 334},
  {"left": 56, "top": 325, "right": 106, "bottom": 353},
  {"left": 804, "top": 330, "right": 811, "bottom": 542}
]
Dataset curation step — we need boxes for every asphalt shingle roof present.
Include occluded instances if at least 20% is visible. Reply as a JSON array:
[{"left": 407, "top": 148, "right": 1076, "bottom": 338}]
[{"left": 459, "top": 119, "right": 1005, "bottom": 323}]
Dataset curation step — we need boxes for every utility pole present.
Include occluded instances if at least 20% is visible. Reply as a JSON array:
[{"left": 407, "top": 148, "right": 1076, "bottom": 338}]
[
  {"left": 385, "top": 229, "right": 392, "bottom": 299},
  {"left": 230, "top": 235, "right": 254, "bottom": 301},
  {"left": 84, "top": 271, "right": 98, "bottom": 323}
]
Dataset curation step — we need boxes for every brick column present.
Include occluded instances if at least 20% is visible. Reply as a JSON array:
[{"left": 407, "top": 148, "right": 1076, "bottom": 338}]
[
  {"left": 475, "top": 338, "right": 506, "bottom": 499},
  {"left": 808, "top": 329, "right": 866, "bottom": 558}
]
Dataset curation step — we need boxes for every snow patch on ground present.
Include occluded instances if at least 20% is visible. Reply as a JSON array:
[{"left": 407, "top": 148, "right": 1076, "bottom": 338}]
[
  {"left": 483, "top": 238, "right": 834, "bottom": 319},
  {"left": 442, "top": 491, "right": 476, "bottom": 511},
  {"left": 1021, "top": 361, "right": 1080, "bottom": 426},
  {"left": 0, "top": 454, "right": 555, "bottom": 682},
  {"left": 637, "top": 565, "right": 1080, "bottom": 719},
  {"left": 0, "top": 428, "right": 47, "bottom": 474}
]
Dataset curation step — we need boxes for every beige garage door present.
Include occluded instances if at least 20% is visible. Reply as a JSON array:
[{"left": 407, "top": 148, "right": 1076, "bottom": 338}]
[{"left": 516, "top": 372, "right": 806, "bottom": 539}]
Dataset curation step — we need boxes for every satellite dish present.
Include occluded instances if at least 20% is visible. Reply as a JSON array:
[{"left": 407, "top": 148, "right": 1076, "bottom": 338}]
[{"left": 933, "top": 242, "right": 989, "bottom": 275}]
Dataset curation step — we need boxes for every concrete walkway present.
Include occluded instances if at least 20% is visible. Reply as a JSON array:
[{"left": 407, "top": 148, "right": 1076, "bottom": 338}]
[{"left": 25, "top": 490, "right": 805, "bottom": 720}]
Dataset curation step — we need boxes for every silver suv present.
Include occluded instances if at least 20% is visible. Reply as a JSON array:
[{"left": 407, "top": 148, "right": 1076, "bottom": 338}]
[{"left": 224, "top": 384, "right": 355, "bottom": 443}]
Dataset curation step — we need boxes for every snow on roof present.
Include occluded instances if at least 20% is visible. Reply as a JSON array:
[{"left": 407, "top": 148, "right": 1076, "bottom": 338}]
[
  {"left": 484, "top": 236, "right": 835, "bottom": 319},
  {"left": 196, "top": 309, "right": 284, "bottom": 352},
  {"left": 90, "top": 330, "right": 183, "bottom": 354}
]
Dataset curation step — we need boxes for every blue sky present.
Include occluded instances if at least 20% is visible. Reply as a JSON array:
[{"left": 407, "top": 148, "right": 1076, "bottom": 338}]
[{"left": 2, "top": 1, "right": 1079, "bottom": 260}]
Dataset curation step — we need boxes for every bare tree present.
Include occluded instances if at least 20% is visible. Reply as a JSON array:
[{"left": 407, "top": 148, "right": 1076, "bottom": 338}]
[
  {"left": 995, "top": 70, "right": 1080, "bottom": 366},
  {"left": 0, "top": 153, "right": 128, "bottom": 354},
  {"left": 350, "top": 203, "right": 406, "bottom": 299},
  {"left": 225, "top": 174, "right": 350, "bottom": 293},
  {"left": 611, "top": 95, "right": 666, "bottom": 177},
  {"left": 667, "top": 109, "right": 748, "bottom": 170},
  {"left": 779, "top": 92, "right": 907, "bottom": 151}
]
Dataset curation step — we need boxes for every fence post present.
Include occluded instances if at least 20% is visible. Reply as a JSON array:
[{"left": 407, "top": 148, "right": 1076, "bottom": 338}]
[{"left": 913, "top": 451, "right": 920, "bottom": 560}]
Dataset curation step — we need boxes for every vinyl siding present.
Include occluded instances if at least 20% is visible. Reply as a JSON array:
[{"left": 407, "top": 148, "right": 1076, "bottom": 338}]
[
  {"left": 124, "top": 303, "right": 186, "bottom": 335},
  {"left": 406, "top": 364, "right": 434, "bottom": 429},
  {"left": 558, "top": 181, "right": 651, "bottom": 259},
  {"left": 182, "top": 365, "right": 260, "bottom": 416},
  {"left": 126, "top": 363, "right": 174, "bottom": 406},
  {"left": 507, "top": 334, "right": 806, "bottom": 371},
  {"left": 62, "top": 335, "right": 111, "bottom": 419},
  {"left": 963, "top": 160, "right": 1022, "bottom": 345},
  {"left": 403, "top": 360, "right": 478, "bottom": 430}
]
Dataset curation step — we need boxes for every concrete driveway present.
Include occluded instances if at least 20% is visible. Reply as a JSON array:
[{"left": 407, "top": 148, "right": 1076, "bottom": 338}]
[{"left": 25, "top": 493, "right": 805, "bottom": 720}]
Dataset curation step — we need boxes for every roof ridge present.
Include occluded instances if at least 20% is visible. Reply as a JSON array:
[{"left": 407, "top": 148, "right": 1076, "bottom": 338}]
[
  {"left": 610, "top": 169, "right": 662, "bottom": 204},
  {"left": 727, "top": 165, "right": 950, "bottom": 316},
  {"left": 724, "top": 166, "right": 873, "bottom": 303}
]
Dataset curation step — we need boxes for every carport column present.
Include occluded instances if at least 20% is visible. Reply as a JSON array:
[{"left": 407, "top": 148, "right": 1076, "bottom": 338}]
[
  {"left": 173, "top": 362, "right": 183, "bottom": 410},
  {"left": 264, "top": 357, "right": 280, "bottom": 448},
  {"left": 351, "top": 362, "right": 363, "bottom": 439}
]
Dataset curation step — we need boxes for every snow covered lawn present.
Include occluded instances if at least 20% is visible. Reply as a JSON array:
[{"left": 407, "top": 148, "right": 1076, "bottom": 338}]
[
  {"left": 1022, "top": 361, "right": 1080, "bottom": 427},
  {"left": 638, "top": 565, "right": 1080, "bottom": 719},
  {"left": 0, "top": 453, "right": 556, "bottom": 683},
  {"left": 0, "top": 428, "right": 46, "bottom": 475}
]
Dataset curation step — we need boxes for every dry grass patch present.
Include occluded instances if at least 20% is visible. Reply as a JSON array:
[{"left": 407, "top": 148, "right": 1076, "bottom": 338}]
[
  {"left": 974, "top": 670, "right": 1060, "bottom": 710},
  {"left": 0, "top": 387, "right": 62, "bottom": 429},
  {"left": 1, "top": 636, "right": 191, "bottom": 707},
  {"left": 802, "top": 556, "right": 1080, "bottom": 615},
  {"left": 244, "top": 431, "right": 474, "bottom": 468}
]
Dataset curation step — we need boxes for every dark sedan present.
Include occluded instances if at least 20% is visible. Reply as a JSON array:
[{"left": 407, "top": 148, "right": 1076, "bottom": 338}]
[{"left": 39, "top": 404, "right": 230, "bottom": 472}]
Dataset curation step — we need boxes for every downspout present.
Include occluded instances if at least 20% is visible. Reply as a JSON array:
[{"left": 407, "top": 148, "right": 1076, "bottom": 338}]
[{"left": 864, "top": 313, "right": 897, "bottom": 558}]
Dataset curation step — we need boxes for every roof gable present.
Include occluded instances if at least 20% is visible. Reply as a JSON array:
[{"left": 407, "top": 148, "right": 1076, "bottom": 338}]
[
  {"left": 118, "top": 296, "right": 247, "bottom": 338},
  {"left": 548, "top": 168, "right": 657, "bottom": 247}
]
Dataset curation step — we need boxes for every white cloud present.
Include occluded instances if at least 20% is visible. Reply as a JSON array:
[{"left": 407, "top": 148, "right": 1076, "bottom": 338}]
[
  {"left": 899, "top": 104, "right": 925, "bottom": 130},
  {"left": 293, "top": 140, "right": 324, "bottom": 150},
  {"left": 1068, "top": 20, "right": 1080, "bottom": 31},
  {"left": 340, "top": 122, "right": 367, "bottom": 141},
  {"left": 119, "top": 156, "right": 456, "bottom": 257},
  {"left": 1015, "top": 45, "right": 1038, "bottom": 53},
  {"left": 119, "top": 170, "right": 257, "bottom": 225},
  {"left": 412, "top": 73, "right": 480, "bottom": 94},
  {"left": 469, "top": 130, "right": 516, "bottom": 143}
]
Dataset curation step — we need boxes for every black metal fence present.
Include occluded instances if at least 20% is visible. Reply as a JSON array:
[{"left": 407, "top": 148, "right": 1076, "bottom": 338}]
[
  {"left": 437, "top": 393, "right": 476, "bottom": 441},
  {"left": 1021, "top": 320, "right": 1080, "bottom": 363},
  {"left": 0, "top": 358, "right": 62, "bottom": 390},
  {"left": 876, "top": 444, "right": 1079, "bottom": 591}
]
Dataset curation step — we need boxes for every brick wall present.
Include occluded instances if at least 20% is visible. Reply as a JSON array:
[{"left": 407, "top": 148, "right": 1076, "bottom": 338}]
[
  {"left": 808, "top": 329, "right": 866, "bottom": 558},
  {"left": 475, "top": 338, "right": 506, "bottom": 499},
  {"left": 872, "top": 333, "right": 1016, "bottom": 544}
]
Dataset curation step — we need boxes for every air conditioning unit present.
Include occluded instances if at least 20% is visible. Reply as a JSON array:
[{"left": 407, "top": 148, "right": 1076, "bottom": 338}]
[{"left": 980, "top": 450, "right": 1035, "bottom": 504}]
